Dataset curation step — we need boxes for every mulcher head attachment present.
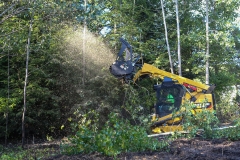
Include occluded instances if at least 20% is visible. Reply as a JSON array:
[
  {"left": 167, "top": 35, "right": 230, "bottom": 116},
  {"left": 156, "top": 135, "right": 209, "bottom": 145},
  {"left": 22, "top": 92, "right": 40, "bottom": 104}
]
[{"left": 109, "top": 38, "right": 140, "bottom": 82}]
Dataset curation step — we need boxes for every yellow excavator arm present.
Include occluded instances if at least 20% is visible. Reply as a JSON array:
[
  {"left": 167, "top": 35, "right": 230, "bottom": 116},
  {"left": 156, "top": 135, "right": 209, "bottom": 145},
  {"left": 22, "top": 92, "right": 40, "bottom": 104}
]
[{"left": 133, "top": 63, "right": 212, "bottom": 93}]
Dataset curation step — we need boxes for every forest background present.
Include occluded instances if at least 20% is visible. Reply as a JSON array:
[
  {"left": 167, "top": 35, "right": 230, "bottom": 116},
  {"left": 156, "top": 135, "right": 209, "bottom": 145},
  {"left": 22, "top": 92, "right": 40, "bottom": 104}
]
[{"left": 0, "top": 0, "right": 240, "bottom": 148}]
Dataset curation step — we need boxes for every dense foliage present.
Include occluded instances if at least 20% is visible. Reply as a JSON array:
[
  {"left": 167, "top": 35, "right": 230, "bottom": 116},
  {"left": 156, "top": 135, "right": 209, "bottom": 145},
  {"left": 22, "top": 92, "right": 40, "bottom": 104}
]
[
  {"left": 175, "top": 101, "right": 240, "bottom": 140},
  {"left": 0, "top": 0, "right": 240, "bottom": 151},
  {"left": 61, "top": 113, "right": 168, "bottom": 157}
]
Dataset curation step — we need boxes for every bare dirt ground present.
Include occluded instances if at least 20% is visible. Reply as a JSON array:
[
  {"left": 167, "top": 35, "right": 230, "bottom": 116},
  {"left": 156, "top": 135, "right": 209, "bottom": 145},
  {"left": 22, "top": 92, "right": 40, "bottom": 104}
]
[{"left": 44, "top": 138, "right": 240, "bottom": 160}]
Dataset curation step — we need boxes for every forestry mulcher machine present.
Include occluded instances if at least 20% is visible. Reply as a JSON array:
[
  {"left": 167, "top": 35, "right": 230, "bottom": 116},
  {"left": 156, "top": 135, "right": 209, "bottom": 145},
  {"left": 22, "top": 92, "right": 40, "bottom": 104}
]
[{"left": 110, "top": 38, "right": 216, "bottom": 134}]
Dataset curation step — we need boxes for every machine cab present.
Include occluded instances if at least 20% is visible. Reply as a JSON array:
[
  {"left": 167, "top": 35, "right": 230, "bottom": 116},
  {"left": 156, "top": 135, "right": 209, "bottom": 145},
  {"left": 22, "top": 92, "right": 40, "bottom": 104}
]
[{"left": 154, "top": 77, "right": 185, "bottom": 118}]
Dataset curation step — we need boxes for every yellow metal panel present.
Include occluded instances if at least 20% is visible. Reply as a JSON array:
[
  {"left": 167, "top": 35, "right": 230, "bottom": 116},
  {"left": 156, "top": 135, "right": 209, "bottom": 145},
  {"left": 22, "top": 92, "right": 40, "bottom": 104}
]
[
  {"left": 134, "top": 63, "right": 210, "bottom": 91},
  {"left": 152, "top": 125, "right": 183, "bottom": 133}
]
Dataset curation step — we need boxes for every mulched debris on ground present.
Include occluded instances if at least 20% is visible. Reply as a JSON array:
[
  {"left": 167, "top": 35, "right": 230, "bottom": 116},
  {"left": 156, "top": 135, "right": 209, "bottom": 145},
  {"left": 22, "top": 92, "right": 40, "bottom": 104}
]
[{"left": 45, "top": 138, "right": 240, "bottom": 160}]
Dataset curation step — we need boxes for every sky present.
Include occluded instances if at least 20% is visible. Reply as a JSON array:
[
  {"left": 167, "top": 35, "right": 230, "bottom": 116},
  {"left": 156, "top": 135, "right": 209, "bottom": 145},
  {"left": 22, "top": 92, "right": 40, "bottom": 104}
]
[{"left": 235, "top": 7, "right": 240, "bottom": 28}]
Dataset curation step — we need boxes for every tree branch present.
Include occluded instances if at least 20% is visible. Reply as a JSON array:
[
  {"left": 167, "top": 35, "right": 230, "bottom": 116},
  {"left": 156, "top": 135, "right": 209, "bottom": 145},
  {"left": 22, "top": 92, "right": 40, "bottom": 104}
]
[
  {"left": 0, "top": 3, "right": 17, "bottom": 17},
  {"left": 0, "top": 6, "right": 27, "bottom": 24}
]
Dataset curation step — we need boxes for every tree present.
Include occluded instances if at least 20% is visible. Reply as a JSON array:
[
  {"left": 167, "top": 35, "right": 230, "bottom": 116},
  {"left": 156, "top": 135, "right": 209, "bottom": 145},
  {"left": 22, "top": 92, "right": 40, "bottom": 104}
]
[
  {"left": 22, "top": 0, "right": 34, "bottom": 148},
  {"left": 0, "top": 0, "right": 82, "bottom": 139},
  {"left": 82, "top": 0, "right": 87, "bottom": 85},
  {"left": 160, "top": 0, "right": 174, "bottom": 73},
  {"left": 205, "top": 0, "right": 209, "bottom": 84},
  {"left": 175, "top": 0, "right": 181, "bottom": 76}
]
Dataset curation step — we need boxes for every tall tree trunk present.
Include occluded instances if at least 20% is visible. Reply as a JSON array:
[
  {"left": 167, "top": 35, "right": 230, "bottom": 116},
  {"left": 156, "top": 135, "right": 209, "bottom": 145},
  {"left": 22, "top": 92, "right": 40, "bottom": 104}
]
[
  {"left": 175, "top": 0, "right": 182, "bottom": 76},
  {"left": 205, "top": 0, "right": 210, "bottom": 84},
  {"left": 22, "top": 3, "right": 33, "bottom": 148},
  {"left": 132, "top": 0, "right": 135, "bottom": 20},
  {"left": 5, "top": 44, "right": 10, "bottom": 146},
  {"left": 160, "top": 0, "right": 174, "bottom": 74},
  {"left": 114, "top": 22, "right": 117, "bottom": 51},
  {"left": 5, "top": 113, "right": 8, "bottom": 146},
  {"left": 82, "top": 0, "right": 87, "bottom": 85}
]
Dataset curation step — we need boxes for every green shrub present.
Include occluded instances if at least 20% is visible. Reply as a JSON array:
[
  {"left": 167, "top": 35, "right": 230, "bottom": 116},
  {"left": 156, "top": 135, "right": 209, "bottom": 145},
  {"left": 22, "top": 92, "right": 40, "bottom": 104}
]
[
  {"left": 212, "top": 123, "right": 240, "bottom": 141},
  {"left": 178, "top": 101, "right": 240, "bottom": 140},
  {"left": 61, "top": 113, "right": 168, "bottom": 157},
  {"left": 216, "top": 99, "right": 240, "bottom": 123},
  {"left": 179, "top": 101, "right": 219, "bottom": 138}
]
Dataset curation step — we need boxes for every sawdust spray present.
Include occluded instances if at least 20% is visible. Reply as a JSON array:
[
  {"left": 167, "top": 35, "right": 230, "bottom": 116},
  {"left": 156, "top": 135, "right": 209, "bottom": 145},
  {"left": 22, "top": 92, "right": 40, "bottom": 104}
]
[{"left": 58, "top": 26, "right": 115, "bottom": 85}]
